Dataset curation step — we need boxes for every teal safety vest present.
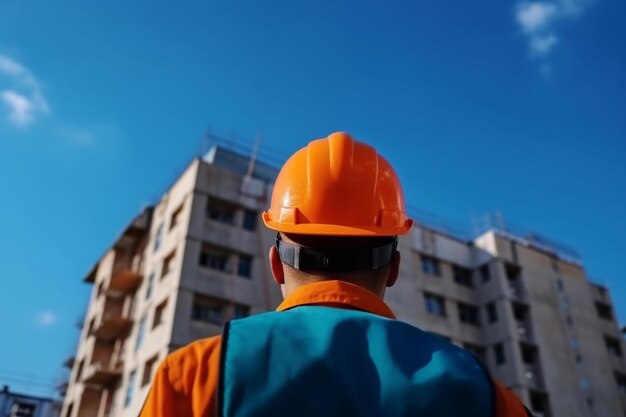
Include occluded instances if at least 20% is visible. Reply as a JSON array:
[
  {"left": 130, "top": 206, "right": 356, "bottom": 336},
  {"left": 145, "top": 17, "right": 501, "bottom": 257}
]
[{"left": 219, "top": 306, "right": 494, "bottom": 417}]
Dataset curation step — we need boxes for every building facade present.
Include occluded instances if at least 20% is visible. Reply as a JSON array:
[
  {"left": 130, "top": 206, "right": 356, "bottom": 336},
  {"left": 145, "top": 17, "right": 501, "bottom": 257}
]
[
  {"left": 60, "top": 144, "right": 626, "bottom": 417},
  {"left": 0, "top": 386, "right": 60, "bottom": 417}
]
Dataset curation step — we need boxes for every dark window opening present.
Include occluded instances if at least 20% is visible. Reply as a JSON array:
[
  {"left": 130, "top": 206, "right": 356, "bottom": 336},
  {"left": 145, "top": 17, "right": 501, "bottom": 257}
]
[
  {"left": 605, "top": 335, "right": 623, "bottom": 357},
  {"left": 487, "top": 302, "right": 498, "bottom": 323},
  {"left": 463, "top": 343, "right": 487, "bottom": 366},
  {"left": 153, "top": 299, "right": 168, "bottom": 329},
  {"left": 199, "top": 246, "right": 229, "bottom": 272},
  {"left": 207, "top": 197, "right": 238, "bottom": 225},
  {"left": 480, "top": 264, "right": 491, "bottom": 283},
  {"left": 424, "top": 292, "right": 446, "bottom": 317},
  {"left": 237, "top": 255, "right": 253, "bottom": 278},
  {"left": 595, "top": 301, "right": 614, "bottom": 321},
  {"left": 494, "top": 343, "right": 505, "bottom": 365},
  {"left": 458, "top": 302, "right": 480, "bottom": 327},
  {"left": 453, "top": 265, "right": 473, "bottom": 287},
  {"left": 615, "top": 371, "right": 626, "bottom": 394},
  {"left": 242, "top": 209, "right": 258, "bottom": 231},
  {"left": 529, "top": 391, "right": 551, "bottom": 417},
  {"left": 520, "top": 343, "right": 537, "bottom": 365},
  {"left": 169, "top": 203, "right": 184, "bottom": 231},
  {"left": 420, "top": 255, "right": 441, "bottom": 276}
]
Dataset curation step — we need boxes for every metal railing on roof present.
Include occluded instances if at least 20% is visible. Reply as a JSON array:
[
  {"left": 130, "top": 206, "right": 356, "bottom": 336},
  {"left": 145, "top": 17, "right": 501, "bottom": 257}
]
[{"left": 473, "top": 212, "right": 582, "bottom": 265}]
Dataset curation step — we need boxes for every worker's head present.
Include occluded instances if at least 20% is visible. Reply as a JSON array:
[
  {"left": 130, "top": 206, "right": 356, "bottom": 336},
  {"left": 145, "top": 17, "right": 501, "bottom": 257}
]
[{"left": 262, "top": 132, "right": 413, "bottom": 298}]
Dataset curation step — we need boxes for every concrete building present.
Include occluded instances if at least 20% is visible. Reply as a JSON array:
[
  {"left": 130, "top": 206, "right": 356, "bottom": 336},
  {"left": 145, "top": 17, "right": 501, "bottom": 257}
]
[
  {"left": 60, "top": 141, "right": 626, "bottom": 417},
  {"left": 0, "top": 386, "right": 60, "bottom": 417}
]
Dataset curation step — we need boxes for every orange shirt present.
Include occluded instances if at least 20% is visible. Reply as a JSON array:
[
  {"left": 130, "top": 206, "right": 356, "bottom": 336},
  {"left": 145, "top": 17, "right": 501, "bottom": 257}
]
[{"left": 140, "top": 281, "right": 528, "bottom": 417}]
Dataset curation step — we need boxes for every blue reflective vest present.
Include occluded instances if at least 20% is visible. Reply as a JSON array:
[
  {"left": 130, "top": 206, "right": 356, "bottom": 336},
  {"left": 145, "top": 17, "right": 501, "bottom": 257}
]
[{"left": 219, "top": 306, "right": 494, "bottom": 417}]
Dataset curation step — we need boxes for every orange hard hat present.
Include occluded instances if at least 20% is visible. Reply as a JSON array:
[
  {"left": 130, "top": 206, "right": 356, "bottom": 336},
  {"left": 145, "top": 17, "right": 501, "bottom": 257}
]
[{"left": 262, "top": 132, "right": 413, "bottom": 236}]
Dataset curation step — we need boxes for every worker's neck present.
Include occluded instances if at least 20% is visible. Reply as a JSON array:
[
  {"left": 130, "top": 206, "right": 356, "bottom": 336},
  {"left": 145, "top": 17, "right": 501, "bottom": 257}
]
[{"left": 281, "top": 276, "right": 386, "bottom": 299}]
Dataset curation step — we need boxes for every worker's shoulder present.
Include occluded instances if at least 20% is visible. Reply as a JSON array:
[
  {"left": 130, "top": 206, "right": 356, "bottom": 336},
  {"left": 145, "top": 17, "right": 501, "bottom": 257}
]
[{"left": 165, "top": 335, "right": 222, "bottom": 378}]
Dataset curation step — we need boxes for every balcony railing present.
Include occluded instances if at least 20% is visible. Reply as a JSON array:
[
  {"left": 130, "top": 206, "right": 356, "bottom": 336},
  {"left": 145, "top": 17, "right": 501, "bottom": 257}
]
[
  {"left": 83, "top": 361, "right": 123, "bottom": 386},
  {"left": 108, "top": 268, "right": 142, "bottom": 294},
  {"left": 91, "top": 313, "right": 133, "bottom": 342}
]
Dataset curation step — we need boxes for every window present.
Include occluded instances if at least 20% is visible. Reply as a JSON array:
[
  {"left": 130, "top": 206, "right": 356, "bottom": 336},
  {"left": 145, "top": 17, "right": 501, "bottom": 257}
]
[
  {"left": 615, "top": 371, "right": 626, "bottom": 394},
  {"left": 135, "top": 316, "right": 146, "bottom": 351},
  {"left": 11, "top": 402, "right": 35, "bottom": 417},
  {"left": 124, "top": 370, "right": 136, "bottom": 408},
  {"left": 199, "top": 244, "right": 229, "bottom": 271},
  {"left": 420, "top": 255, "right": 440, "bottom": 276},
  {"left": 207, "top": 197, "right": 237, "bottom": 225},
  {"left": 424, "top": 292, "right": 446, "bottom": 317},
  {"left": 153, "top": 223, "right": 163, "bottom": 252},
  {"left": 145, "top": 273, "right": 154, "bottom": 300},
  {"left": 494, "top": 343, "right": 505, "bottom": 365},
  {"left": 586, "top": 397, "right": 594, "bottom": 410},
  {"left": 595, "top": 301, "right": 614, "bottom": 321},
  {"left": 575, "top": 354, "right": 583, "bottom": 367},
  {"left": 559, "top": 297, "right": 570, "bottom": 311},
  {"left": 243, "top": 209, "right": 257, "bottom": 231},
  {"left": 479, "top": 264, "right": 490, "bottom": 283},
  {"left": 153, "top": 299, "right": 168, "bottom": 329},
  {"left": 556, "top": 279, "right": 564, "bottom": 292},
  {"left": 579, "top": 377, "right": 590, "bottom": 391},
  {"left": 237, "top": 255, "right": 253, "bottom": 278},
  {"left": 141, "top": 355, "right": 159, "bottom": 387},
  {"left": 75, "top": 359, "right": 84, "bottom": 383},
  {"left": 458, "top": 302, "right": 480, "bottom": 326},
  {"left": 161, "top": 250, "right": 176, "bottom": 279},
  {"left": 505, "top": 263, "right": 521, "bottom": 280},
  {"left": 463, "top": 343, "right": 487, "bottom": 365},
  {"left": 570, "top": 336, "right": 579, "bottom": 350},
  {"left": 169, "top": 203, "right": 184, "bottom": 231},
  {"left": 486, "top": 302, "right": 498, "bottom": 323},
  {"left": 192, "top": 295, "right": 228, "bottom": 325},
  {"left": 453, "top": 265, "right": 473, "bottom": 287},
  {"left": 234, "top": 304, "right": 250, "bottom": 319},
  {"left": 520, "top": 343, "right": 537, "bottom": 365},
  {"left": 605, "top": 336, "right": 623, "bottom": 357},
  {"left": 566, "top": 315, "right": 574, "bottom": 327},
  {"left": 529, "top": 391, "right": 549, "bottom": 416}
]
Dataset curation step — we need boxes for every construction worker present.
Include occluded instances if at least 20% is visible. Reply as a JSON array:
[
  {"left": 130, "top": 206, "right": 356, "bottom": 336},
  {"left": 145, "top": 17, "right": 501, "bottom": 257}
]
[{"left": 140, "top": 132, "right": 530, "bottom": 416}]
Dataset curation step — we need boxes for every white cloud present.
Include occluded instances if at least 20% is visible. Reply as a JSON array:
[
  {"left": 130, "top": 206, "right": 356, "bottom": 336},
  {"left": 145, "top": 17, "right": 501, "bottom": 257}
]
[
  {"left": 516, "top": 2, "right": 558, "bottom": 34},
  {"left": 0, "top": 54, "right": 50, "bottom": 127},
  {"left": 530, "top": 34, "right": 559, "bottom": 55},
  {"left": 514, "top": 0, "right": 592, "bottom": 60},
  {"left": 1, "top": 90, "right": 49, "bottom": 127},
  {"left": 36, "top": 310, "right": 57, "bottom": 326}
]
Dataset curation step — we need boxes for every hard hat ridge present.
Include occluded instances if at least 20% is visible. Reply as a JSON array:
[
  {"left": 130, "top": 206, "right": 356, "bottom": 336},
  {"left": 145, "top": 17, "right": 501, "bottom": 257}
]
[{"left": 262, "top": 132, "right": 413, "bottom": 236}]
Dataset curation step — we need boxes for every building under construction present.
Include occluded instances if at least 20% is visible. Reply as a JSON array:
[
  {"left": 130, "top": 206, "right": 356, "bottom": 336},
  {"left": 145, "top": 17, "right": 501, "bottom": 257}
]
[{"left": 60, "top": 139, "right": 626, "bottom": 417}]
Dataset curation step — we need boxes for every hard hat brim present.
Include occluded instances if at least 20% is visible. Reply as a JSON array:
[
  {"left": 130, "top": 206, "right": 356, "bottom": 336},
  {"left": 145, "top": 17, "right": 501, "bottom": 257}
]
[{"left": 262, "top": 212, "right": 413, "bottom": 237}]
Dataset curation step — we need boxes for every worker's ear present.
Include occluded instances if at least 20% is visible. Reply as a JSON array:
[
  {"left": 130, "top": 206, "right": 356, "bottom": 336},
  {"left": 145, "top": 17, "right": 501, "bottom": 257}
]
[
  {"left": 386, "top": 251, "right": 401, "bottom": 288},
  {"left": 269, "top": 246, "right": 285, "bottom": 285}
]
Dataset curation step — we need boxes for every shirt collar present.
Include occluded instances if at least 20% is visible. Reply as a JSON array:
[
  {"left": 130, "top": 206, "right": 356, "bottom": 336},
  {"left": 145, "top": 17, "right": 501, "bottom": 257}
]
[{"left": 276, "top": 280, "right": 396, "bottom": 319}]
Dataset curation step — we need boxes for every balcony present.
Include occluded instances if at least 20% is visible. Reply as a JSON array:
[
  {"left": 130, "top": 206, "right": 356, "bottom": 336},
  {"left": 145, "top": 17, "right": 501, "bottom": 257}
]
[
  {"left": 524, "top": 365, "right": 545, "bottom": 390},
  {"left": 63, "top": 356, "right": 75, "bottom": 369},
  {"left": 92, "top": 313, "right": 133, "bottom": 342},
  {"left": 83, "top": 362, "right": 123, "bottom": 386},
  {"left": 107, "top": 269, "right": 142, "bottom": 294},
  {"left": 517, "top": 324, "right": 535, "bottom": 343},
  {"left": 57, "top": 380, "right": 69, "bottom": 397}
]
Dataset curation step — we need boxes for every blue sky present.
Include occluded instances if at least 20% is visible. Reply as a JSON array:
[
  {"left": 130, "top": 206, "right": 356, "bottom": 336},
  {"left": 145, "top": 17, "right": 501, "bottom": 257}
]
[{"left": 0, "top": 0, "right": 624, "bottom": 397}]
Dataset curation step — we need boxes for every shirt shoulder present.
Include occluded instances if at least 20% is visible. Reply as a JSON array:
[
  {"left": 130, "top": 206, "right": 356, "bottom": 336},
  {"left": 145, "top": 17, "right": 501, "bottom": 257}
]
[{"left": 164, "top": 335, "right": 222, "bottom": 394}]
